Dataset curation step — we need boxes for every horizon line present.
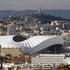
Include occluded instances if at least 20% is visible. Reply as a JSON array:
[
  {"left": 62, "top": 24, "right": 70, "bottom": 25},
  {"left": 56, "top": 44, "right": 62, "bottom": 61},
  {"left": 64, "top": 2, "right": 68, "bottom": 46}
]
[{"left": 0, "top": 9, "right": 70, "bottom": 11}]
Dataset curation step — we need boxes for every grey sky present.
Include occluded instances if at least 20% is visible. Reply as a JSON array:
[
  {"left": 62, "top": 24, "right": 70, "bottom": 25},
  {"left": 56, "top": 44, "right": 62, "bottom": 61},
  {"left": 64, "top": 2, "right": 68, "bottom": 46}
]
[{"left": 0, "top": 0, "right": 70, "bottom": 10}]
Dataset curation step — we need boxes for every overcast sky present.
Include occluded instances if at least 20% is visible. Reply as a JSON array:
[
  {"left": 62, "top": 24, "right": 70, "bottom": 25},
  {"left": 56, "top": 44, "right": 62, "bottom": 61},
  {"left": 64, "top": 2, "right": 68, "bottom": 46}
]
[{"left": 0, "top": 0, "right": 70, "bottom": 10}]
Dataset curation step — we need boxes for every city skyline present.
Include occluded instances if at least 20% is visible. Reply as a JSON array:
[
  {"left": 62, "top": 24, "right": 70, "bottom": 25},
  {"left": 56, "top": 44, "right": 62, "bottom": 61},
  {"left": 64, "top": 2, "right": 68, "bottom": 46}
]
[{"left": 0, "top": 0, "right": 70, "bottom": 10}]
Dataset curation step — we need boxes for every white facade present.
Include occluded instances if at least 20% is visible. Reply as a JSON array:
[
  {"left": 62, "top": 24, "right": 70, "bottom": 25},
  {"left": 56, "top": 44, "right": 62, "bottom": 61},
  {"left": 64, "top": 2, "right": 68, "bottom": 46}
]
[
  {"left": 31, "top": 54, "right": 65, "bottom": 65},
  {"left": 64, "top": 58, "right": 70, "bottom": 65},
  {"left": 51, "top": 21, "right": 59, "bottom": 26}
]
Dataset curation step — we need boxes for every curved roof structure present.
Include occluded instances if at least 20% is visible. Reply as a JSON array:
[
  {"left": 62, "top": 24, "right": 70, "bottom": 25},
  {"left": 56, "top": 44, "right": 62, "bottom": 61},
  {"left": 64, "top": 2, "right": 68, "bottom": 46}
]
[
  {"left": 0, "top": 35, "right": 17, "bottom": 48},
  {"left": 0, "top": 35, "right": 63, "bottom": 53}
]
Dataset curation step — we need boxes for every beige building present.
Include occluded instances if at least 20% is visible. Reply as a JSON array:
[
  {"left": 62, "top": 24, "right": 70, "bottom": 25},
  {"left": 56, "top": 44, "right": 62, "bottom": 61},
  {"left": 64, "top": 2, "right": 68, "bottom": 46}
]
[{"left": 1, "top": 48, "right": 23, "bottom": 57}]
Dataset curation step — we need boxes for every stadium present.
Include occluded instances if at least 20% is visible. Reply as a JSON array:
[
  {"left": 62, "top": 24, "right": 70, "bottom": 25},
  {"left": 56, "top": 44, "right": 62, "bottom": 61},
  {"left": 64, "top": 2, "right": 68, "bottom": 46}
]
[{"left": 0, "top": 35, "right": 64, "bottom": 56}]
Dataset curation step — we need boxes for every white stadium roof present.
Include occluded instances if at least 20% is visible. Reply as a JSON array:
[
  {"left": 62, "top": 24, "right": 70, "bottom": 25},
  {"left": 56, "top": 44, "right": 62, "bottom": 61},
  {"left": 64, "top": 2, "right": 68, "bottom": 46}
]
[{"left": 0, "top": 35, "right": 63, "bottom": 53}]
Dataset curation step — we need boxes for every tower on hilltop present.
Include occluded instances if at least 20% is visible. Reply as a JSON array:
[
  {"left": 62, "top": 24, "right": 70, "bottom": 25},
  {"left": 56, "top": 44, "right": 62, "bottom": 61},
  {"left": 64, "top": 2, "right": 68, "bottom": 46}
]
[{"left": 37, "top": 7, "right": 44, "bottom": 15}]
